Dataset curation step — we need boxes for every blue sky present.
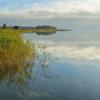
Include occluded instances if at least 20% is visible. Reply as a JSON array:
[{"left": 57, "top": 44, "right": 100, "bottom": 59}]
[
  {"left": 0, "top": 0, "right": 50, "bottom": 9},
  {"left": 0, "top": 0, "right": 100, "bottom": 19}
]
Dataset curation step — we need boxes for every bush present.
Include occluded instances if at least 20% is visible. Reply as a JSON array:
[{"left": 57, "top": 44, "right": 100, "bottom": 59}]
[{"left": 0, "top": 29, "right": 35, "bottom": 72}]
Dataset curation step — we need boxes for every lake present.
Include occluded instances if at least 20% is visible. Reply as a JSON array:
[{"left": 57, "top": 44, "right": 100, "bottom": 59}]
[{"left": 1, "top": 20, "right": 100, "bottom": 100}]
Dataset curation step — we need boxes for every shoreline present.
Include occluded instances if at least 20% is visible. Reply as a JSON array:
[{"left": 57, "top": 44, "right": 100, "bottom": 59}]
[{"left": 0, "top": 25, "right": 71, "bottom": 33}]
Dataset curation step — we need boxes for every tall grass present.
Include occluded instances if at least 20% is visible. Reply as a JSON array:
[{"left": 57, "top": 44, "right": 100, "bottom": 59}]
[{"left": 0, "top": 29, "right": 35, "bottom": 73}]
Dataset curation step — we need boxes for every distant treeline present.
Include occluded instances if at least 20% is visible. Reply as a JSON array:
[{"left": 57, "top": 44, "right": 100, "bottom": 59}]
[
  {"left": 0, "top": 24, "right": 57, "bottom": 30},
  {"left": 35, "top": 25, "right": 56, "bottom": 30}
]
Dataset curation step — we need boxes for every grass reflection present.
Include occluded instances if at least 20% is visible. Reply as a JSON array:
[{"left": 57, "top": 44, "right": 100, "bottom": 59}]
[{"left": 34, "top": 45, "right": 52, "bottom": 79}]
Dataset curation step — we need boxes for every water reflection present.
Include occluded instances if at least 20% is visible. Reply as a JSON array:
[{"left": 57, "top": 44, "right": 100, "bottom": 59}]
[
  {"left": 0, "top": 45, "right": 58, "bottom": 99},
  {"left": 36, "top": 32, "right": 56, "bottom": 36},
  {"left": 34, "top": 45, "right": 58, "bottom": 79},
  {"left": 19, "top": 30, "right": 100, "bottom": 100}
]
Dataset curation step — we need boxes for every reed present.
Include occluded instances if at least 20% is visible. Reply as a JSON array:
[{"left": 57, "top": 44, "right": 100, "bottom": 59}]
[{"left": 0, "top": 29, "right": 35, "bottom": 72}]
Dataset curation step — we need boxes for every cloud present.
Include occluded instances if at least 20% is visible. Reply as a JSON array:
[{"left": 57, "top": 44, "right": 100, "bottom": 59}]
[
  {"left": 44, "top": 44, "right": 100, "bottom": 64},
  {"left": 0, "top": 0, "right": 100, "bottom": 19}
]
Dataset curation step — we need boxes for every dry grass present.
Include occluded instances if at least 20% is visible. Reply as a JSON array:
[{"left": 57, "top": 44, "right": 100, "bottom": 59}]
[{"left": 0, "top": 29, "right": 35, "bottom": 73}]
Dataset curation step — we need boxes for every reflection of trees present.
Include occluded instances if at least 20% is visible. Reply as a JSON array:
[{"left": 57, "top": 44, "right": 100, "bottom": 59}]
[
  {"left": 0, "top": 64, "right": 33, "bottom": 87},
  {"left": 36, "top": 32, "right": 56, "bottom": 36}
]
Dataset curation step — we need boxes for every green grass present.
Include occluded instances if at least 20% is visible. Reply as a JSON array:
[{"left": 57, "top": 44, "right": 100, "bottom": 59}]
[{"left": 0, "top": 29, "right": 35, "bottom": 73}]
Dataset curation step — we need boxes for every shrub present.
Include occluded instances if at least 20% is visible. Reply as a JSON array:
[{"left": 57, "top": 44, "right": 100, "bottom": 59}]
[{"left": 0, "top": 29, "right": 35, "bottom": 73}]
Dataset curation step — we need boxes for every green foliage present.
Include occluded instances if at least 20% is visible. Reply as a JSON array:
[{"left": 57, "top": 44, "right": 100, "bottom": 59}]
[{"left": 0, "top": 29, "right": 35, "bottom": 72}]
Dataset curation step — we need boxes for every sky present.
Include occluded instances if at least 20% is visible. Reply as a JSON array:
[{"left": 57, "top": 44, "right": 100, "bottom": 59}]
[{"left": 0, "top": 0, "right": 100, "bottom": 19}]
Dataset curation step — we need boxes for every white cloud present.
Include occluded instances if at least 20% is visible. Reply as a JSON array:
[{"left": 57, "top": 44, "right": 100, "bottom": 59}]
[
  {"left": 0, "top": 0, "right": 100, "bottom": 19},
  {"left": 44, "top": 44, "right": 100, "bottom": 64}
]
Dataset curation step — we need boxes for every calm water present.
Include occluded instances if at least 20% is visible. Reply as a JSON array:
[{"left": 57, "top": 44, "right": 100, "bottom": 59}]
[{"left": 1, "top": 21, "right": 100, "bottom": 100}]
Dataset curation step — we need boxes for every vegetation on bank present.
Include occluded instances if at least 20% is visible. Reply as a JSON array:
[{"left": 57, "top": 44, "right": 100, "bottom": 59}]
[
  {"left": 0, "top": 25, "right": 70, "bottom": 34},
  {"left": 0, "top": 24, "right": 69, "bottom": 72},
  {"left": 32, "top": 25, "right": 56, "bottom": 33},
  {"left": 0, "top": 29, "right": 35, "bottom": 73},
  {"left": 0, "top": 27, "right": 56, "bottom": 33},
  {"left": 0, "top": 29, "right": 51, "bottom": 85}
]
